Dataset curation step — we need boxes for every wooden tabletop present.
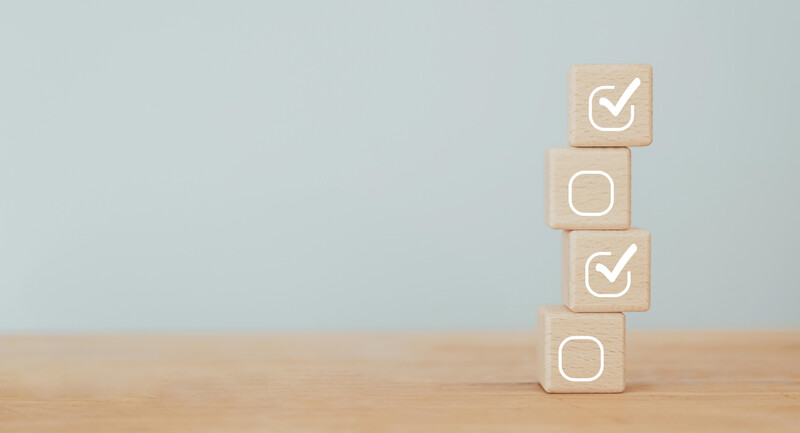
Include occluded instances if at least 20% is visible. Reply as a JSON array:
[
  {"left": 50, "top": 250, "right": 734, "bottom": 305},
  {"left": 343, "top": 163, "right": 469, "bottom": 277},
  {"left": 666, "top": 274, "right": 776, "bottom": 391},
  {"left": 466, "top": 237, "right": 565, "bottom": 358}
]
[{"left": 1, "top": 331, "right": 799, "bottom": 432}]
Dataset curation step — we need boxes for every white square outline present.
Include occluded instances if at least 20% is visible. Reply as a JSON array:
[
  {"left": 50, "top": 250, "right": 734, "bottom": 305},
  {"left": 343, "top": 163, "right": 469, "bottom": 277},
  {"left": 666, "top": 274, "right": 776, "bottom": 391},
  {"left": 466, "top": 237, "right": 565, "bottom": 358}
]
[
  {"left": 568, "top": 170, "right": 614, "bottom": 217},
  {"left": 558, "top": 336, "right": 604, "bottom": 382}
]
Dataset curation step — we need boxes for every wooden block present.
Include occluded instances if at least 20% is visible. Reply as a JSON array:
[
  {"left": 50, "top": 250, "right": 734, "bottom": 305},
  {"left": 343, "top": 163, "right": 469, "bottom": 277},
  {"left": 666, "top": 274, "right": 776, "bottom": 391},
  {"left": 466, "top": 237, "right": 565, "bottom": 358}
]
[
  {"left": 562, "top": 228, "right": 651, "bottom": 312},
  {"left": 545, "top": 147, "right": 630, "bottom": 230},
  {"left": 568, "top": 64, "right": 652, "bottom": 147},
  {"left": 537, "top": 305, "right": 625, "bottom": 393}
]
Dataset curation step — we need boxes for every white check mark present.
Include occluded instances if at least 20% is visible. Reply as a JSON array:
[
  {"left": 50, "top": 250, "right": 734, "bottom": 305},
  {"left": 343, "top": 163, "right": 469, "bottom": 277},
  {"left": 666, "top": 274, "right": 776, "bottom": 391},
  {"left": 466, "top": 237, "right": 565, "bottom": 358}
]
[
  {"left": 594, "top": 244, "right": 637, "bottom": 283},
  {"left": 598, "top": 77, "right": 641, "bottom": 117}
]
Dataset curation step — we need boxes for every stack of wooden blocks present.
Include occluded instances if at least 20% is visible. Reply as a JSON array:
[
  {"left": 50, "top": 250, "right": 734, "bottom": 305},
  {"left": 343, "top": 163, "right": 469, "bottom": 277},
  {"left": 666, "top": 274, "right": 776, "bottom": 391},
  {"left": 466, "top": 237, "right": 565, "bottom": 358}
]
[{"left": 537, "top": 64, "right": 653, "bottom": 393}]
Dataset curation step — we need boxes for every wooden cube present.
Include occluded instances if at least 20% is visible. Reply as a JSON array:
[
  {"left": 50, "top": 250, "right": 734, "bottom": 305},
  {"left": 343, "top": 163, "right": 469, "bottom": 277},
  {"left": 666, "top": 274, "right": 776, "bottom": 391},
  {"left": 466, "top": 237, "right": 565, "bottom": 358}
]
[
  {"left": 537, "top": 305, "right": 625, "bottom": 393},
  {"left": 545, "top": 147, "right": 630, "bottom": 230},
  {"left": 563, "top": 228, "right": 651, "bottom": 312},
  {"left": 568, "top": 64, "right": 652, "bottom": 147}
]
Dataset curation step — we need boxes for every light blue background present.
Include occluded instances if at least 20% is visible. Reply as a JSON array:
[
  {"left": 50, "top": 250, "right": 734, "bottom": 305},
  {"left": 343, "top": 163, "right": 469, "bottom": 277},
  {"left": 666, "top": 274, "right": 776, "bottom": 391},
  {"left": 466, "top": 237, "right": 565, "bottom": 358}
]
[{"left": 1, "top": 1, "right": 798, "bottom": 331}]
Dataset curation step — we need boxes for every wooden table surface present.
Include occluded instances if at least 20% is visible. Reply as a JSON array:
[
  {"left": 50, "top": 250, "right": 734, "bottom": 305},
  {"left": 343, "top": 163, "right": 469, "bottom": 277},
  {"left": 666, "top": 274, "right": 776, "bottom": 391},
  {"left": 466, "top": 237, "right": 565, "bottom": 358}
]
[{"left": 1, "top": 332, "right": 799, "bottom": 432}]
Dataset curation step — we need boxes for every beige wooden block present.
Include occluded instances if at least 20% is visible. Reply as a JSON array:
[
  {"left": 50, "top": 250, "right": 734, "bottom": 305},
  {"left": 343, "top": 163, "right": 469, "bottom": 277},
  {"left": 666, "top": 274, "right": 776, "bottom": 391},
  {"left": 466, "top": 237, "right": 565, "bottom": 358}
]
[
  {"left": 562, "top": 228, "right": 650, "bottom": 312},
  {"left": 568, "top": 64, "right": 652, "bottom": 147},
  {"left": 545, "top": 147, "right": 630, "bottom": 230},
  {"left": 537, "top": 305, "right": 625, "bottom": 393}
]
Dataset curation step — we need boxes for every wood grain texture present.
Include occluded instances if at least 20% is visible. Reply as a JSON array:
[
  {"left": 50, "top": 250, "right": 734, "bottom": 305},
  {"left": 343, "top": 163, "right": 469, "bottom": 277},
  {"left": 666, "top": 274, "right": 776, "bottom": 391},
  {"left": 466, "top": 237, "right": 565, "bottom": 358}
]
[
  {"left": 562, "top": 228, "right": 651, "bottom": 312},
  {"left": 568, "top": 64, "right": 653, "bottom": 147},
  {"left": 545, "top": 147, "right": 631, "bottom": 230},
  {"left": 537, "top": 305, "right": 625, "bottom": 393},
  {"left": 2, "top": 332, "right": 800, "bottom": 432}
]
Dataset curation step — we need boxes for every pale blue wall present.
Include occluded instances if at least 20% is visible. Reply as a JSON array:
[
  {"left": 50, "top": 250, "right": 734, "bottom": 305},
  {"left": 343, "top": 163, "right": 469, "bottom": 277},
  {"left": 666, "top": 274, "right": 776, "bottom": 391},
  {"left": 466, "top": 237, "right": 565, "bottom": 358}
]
[{"left": 1, "top": 1, "right": 797, "bottom": 330}]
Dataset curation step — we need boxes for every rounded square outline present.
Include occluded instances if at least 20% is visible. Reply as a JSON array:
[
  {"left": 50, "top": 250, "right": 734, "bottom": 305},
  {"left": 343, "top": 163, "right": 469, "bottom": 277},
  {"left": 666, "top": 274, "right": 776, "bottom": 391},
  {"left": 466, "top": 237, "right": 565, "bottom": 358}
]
[
  {"left": 558, "top": 336, "right": 604, "bottom": 382},
  {"left": 568, "top": 170, "right": 614, "bottom": 217}
]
